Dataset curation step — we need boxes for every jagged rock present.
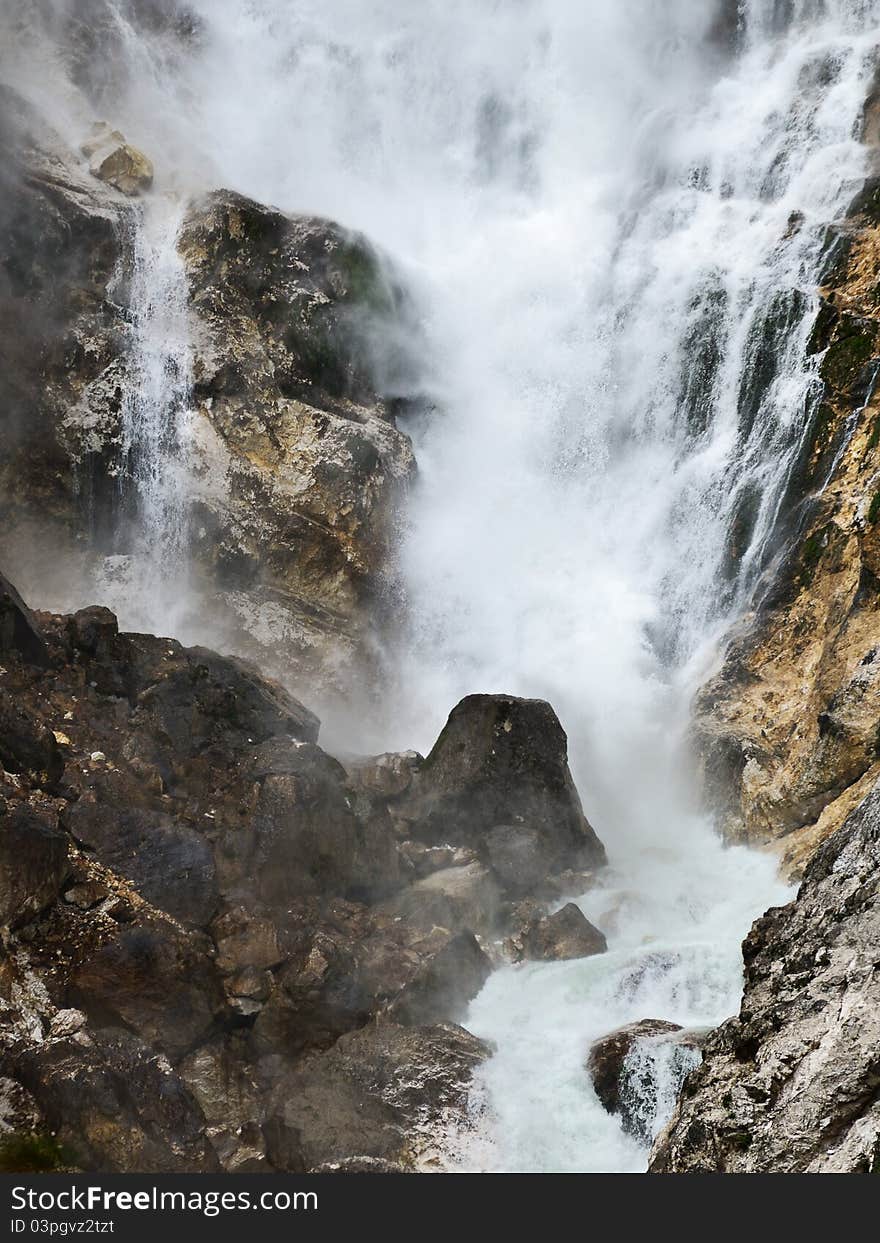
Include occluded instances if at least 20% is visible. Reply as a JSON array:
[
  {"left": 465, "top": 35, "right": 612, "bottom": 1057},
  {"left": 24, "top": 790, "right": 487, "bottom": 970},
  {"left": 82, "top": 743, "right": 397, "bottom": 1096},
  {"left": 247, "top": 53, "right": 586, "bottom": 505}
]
[
  {"left": 82, "top": 123, "right": 153, "bottom": 196},
  {"left": 178, "top": 1036, "right": 267, "bottom": 1171},
  {"left": 651, "top": 780, "right": 880, "bottom": 1173},
  {"left": 0, "top": 571, "right": 49, "bottom": 665},
  {"left": 0, "top": 804, "right": 70, "bottom": 930},
  {"left": 177, "top": 189, "right": 417, "bottom": 688},
  {"left": 69, "top": 917, "right": 224, "bottom": 1058},
  {"left": 516, "top": 903, "right": 607, "bottom": 962},
  {"left": 399, "top": 695, "right": 606, "bottom": 891},
  {"left": 588, "top": 1020, "right": 704, "bottom": 1144},
  {"left": 261, "top": 1022, "right": 489, "bottom": 1172}
]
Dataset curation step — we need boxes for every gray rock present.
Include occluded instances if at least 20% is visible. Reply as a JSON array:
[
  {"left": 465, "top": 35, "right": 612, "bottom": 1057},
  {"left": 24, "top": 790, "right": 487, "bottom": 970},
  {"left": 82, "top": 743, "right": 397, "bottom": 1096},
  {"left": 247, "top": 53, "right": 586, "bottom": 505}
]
[
  {"left": 518, "top": 903, "right": 607, "bottom": 962},
  {"left": 651, "top": 778, "right": 880, "bottom": 1173},
  {"left": 0, "top": 804, "right": 70, "bottom": 930}
]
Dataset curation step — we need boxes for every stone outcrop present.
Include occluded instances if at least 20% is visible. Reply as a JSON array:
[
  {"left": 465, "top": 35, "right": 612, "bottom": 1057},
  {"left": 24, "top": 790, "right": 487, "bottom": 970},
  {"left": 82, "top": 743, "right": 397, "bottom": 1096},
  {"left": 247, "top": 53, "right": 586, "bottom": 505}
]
[
  {"left": 651, "top": 781, "right": 880, "bottom": 1172},
  {"left": 177, "top": 189, "right": 417, "bottom": 688},
  {"left": 0, "top": 574, "right": 602, "bottom": 1172},
  {"left": 514, "top": 903, "right": 607, "bottom": 962},
  {"left": 0, "top": 86, "right": 415, "bottom": 699}
]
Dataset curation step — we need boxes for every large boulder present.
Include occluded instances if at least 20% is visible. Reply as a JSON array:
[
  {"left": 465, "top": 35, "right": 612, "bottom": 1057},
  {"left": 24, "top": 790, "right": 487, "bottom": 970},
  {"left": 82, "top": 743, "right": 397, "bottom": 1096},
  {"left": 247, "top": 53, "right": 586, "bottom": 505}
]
[
  {"left": 517, "top": 903, "right": 607, "bottom": 962},
  {"left": 262, "top": 1022, "right": 489, "bottom": 1172},
  {"left": 588, "top": 1020, "right": 704, "bottom": 1146},
  {"left": 81, "top": 123, "right": 153, "bottom": 196},
  {"left": 399, "top": 695, "right": 606, "bottom": 891}
]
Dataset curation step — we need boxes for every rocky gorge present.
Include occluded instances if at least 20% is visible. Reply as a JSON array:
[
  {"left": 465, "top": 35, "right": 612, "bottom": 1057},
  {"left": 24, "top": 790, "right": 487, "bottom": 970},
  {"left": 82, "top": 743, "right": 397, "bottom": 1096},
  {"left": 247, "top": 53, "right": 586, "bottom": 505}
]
[{"left": 2, "top": 0, "right": 880, "bottom": 1178}]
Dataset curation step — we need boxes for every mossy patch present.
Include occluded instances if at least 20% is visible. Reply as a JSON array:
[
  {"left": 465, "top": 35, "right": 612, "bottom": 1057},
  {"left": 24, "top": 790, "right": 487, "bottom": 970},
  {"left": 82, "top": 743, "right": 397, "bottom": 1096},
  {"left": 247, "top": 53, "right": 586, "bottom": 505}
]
[
  {"left": 821, "top": 317, "right": 876, "bottom": 393},
  {"left": 0, "top": 1132, "right": 68, "bottom": 1173},
  {"left": 333, "top": 240, "right": 395, "bottom": 315},
  {"left": 868, "top": 489, "right": 880, "bottom": 525},
  {"left": 798, "top": 522, "right": 834, "bottom": 588}
]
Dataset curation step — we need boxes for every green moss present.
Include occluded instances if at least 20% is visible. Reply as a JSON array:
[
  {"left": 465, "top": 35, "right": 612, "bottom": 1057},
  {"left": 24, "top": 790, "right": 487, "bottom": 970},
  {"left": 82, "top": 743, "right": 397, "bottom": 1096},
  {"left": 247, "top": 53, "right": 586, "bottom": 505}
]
[
  {"left": 727, "top": 1130, "right": 753, "bottom": 1152},
  {"left": 821, "top": 318, "right": 876, "bottom": 393},
  {"left": 0, "top": 1133, "right": 68, "bottom": 1173},
  {"left": 334, "top": 240, "right": 394, "bottom": 315},
  {"left": 868, "top": 490, "right": 880, "bottom": 524},
  {"left": 798, "top": 522, "right": 834, "bottom": 588}
]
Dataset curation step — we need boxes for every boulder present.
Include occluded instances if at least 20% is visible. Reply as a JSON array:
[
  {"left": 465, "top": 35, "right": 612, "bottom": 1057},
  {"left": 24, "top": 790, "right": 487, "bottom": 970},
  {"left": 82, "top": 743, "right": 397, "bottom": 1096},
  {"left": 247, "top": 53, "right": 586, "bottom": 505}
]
[
  {"left": 64, "top": 800, "right": 218, "bottom": 928},
  {"left": 588, "top": 1019, "right": 704, "bottom": 1145},
  {"left": 83, "top": 123, "right": 153, "bottom": 196},
  {"left": 517, "top": 903, "right": 607, "bottom": 962},
  {"left": 0, "top": 804, "right": 70, "bottom": 930},
  {"left": 262, "top": 1022, "right": 489, "bottom": 1172},
  {"left": 400, "top": 696, "right": 606, "bottom": 891}
]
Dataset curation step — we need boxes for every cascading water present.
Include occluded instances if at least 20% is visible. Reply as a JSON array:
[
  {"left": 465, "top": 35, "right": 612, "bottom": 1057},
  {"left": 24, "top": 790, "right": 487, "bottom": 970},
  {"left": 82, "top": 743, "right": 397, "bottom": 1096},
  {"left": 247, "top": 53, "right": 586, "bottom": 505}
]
[
  {"left": 95, "top": 194, "right": 196, "bottom": 637},
  {"left": 6, "top": 0, "right": 880, "bottom": 1171}
]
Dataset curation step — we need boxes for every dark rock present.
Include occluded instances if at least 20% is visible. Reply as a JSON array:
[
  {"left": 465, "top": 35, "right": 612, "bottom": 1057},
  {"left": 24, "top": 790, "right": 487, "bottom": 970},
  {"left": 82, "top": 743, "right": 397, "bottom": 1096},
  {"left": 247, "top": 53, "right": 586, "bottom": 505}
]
[
  {"left": 0, "top": 692, "right": 64, "bottom": 787},
  {"left": 65, "top": 801, "right": 217, "bottom": 928},
  {"left": 262, "top": 1022, "right": 489, "bottom": 1172},
  {"left": 69, "top": 919, "right": 223, "bottom": 1058},
  {"left": 7, "top": 1028, "right": 219, "bottom": 1173},
  {"left": 401, "top": 695, "right": 606, "bottom": 887},
  {"left": 0, "top": 804, "right": 70, "bottom": 929},
  {"left": 0, "top": 571, "right": 49, "bottom": 666},
  {"left": 518, "top": 903, "right": 607, "bottom": 962}
]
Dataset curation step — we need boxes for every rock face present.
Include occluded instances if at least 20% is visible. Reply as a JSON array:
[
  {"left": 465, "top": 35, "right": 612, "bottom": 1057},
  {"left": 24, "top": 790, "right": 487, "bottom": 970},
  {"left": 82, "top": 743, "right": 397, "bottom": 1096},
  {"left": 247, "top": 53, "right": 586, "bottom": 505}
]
[
  {"left": 177, "top": 189, "right": 417, "bottom": 688},
  {"left": 651, "top": 781, "right": 880, "bottom": 1172},
  {"left": 0, "top": 575, "right": 600, "bottom": 1172},
  {"left": 588, "top": 1020, "right": 704, "bottom": 1146},
  {"left": 0, "top": 87, "right": 415, "bottom": 699},
  {"left": 691, "top": 180, "right": 880, "bottom": 879}
]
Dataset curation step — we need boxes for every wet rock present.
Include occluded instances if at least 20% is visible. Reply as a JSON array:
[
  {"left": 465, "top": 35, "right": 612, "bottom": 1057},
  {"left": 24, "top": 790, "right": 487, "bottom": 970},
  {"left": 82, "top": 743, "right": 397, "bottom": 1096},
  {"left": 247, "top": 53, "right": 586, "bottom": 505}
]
[
  {"left": 178, "top": 1037, "right": 267, "bottom": 1172},
  {"left": 262, "top": 1022, "right": 489, "bottom": 1172},
  {"left": 651, "top": 779, "right": 880, "bottom": 1172},
  {"left": 177, "top": 189, "right": 417, "bottom": 689},
  {"left": 517, "top": 903, "right": 607, "bottom": 962},
  {"left": 589, "top": 1019, "right": 704, "bottom": 1144},
  {"left": 0, "top": 804, "right": 70, "bottom": 930},
  {"left": 401, "top": 695, "right": 606, "bottom": 886},
  {"left": 69, "top": 918, "right": 224, "bottom": 1058}
]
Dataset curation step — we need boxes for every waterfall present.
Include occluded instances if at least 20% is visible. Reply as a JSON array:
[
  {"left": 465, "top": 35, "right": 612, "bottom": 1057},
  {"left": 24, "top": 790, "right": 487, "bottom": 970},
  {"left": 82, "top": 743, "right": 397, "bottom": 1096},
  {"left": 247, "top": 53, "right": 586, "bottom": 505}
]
[
  {"left": 5, "top": 0, "right": 880, "bottom": 1171},
  {"left": 96, "top": 195, "right": 195, "bottom": 637}
]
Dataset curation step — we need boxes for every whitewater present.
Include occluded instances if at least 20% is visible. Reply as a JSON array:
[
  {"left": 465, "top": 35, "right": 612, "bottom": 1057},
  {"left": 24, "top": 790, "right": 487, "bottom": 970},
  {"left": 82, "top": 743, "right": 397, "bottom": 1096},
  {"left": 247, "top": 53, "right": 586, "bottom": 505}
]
[{"left": 8, "top": 0, "right": 880, "bottom": 1170}]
